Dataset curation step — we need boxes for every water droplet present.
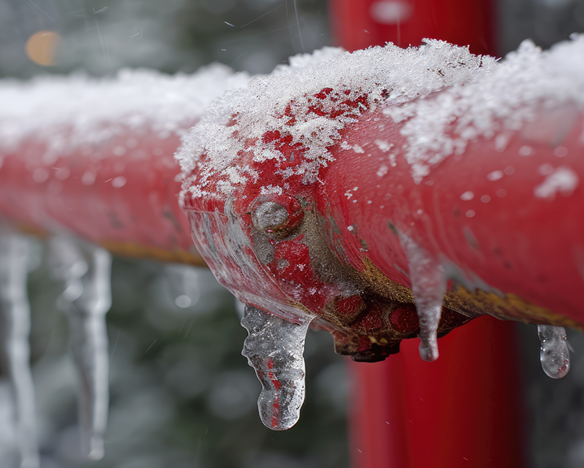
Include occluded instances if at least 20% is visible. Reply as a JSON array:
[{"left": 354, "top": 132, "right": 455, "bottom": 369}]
[
  {"left": 241, "top": 305, "right": 312, "bottom": 430},
  {"left": 174, "top": 295, "right": 191, "bottom": 308},
  {"left": 538, "top": 325, "right": 570, "bottom": 379}
]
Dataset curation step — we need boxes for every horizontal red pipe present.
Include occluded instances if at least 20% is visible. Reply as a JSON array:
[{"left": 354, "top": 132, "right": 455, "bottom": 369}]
[
  {"left": 0, "top": 129, "right": 204, "bottom": 265},
  {"left": 318, "top": 102, "right": 584, "bottom": 327}
]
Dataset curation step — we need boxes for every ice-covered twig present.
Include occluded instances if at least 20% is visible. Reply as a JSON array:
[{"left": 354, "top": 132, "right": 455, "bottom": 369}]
[
  {"left": 0, "top": 233, "right": 39, "bottom": 468},
  {"left": 48, "top": 237, "right": 112, "bottom": 460}
]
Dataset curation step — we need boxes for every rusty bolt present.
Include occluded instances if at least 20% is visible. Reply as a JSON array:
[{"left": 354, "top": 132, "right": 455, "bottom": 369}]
[{"left": 250, "top": 195, "right": 304, "bottom": 237}]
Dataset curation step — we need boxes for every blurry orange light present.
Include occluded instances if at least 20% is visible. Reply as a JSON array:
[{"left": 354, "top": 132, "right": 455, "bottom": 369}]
[{"left": 26, "top": 30, "right": 61, "bottom": 66}]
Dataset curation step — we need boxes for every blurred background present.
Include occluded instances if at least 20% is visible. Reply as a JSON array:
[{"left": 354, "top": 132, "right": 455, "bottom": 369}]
[{"left": 1, "top": 0, "right": 584, "bottom": 467}]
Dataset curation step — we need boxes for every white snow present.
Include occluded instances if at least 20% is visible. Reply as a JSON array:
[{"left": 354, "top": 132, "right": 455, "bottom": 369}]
[
  {"left": 0, "top": 64, "right": 250, "bottom": 155},
  {"left": 388, "top": 35, "right": 584, "bottom": 182},
  {"left": 177, "top": 39, "right": 495, "bottom": 200},
  {"left": 534, "top": 165, "right": 579, "bottom": 200}
]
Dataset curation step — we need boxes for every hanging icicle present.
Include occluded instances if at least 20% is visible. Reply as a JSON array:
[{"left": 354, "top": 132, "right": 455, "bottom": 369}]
[
  {"left": 0, "top": 232, "right": 40, "bottom": 468},
  {"left": 399, "top": 235, "right": 446, "bottom": 362},
  {"left": 537, "top": 324, "right": 570, "bottom": 379},
  {"left": 241, "top": 305, "right": 312, "bottom": 431},
  {"left": 48, "top": 237, "right": 112, "bottom": 460}
]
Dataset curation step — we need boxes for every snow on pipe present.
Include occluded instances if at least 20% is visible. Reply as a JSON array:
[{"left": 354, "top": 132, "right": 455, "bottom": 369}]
[
  {"left": 48, "top": 236, "right": 112, "bottom": 460},
  {"left": 0, "top": 232, "right": 39, "bottom": 468},
  {"left": 1, "top": 37, "right": 584, "bottom": 432}
]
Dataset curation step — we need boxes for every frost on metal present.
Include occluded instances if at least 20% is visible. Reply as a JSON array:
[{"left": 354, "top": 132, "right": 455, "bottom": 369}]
[
  {"left": 177, "top": 40, "right": 495, "bottom": 200},
  {"left": 387, "top": 35, "right": 584, "bottom": 182},
  {"left": 241, "top": 305, "right": 312, "bottom": 431},
  {"left": 0, "top": 233, "right": 39, "bottom": 468},
  {"left": 48, "top": 237, "right": 112, "bottom": 461},
  {"left": 0, "top": 64, "right": 250, "bottom": 155},
  {"left": 537, "top": 325, "right": 570, "bottom": 379}
]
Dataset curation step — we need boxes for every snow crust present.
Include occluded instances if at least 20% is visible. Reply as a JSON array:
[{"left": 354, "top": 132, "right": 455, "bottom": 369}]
[
  {"left": 388, "top": 35, "right": 584, "bottom": 182},
  {"left": 0, "top": 64, "right": 250, "bottom": 153},
  {"left": 177, "top": 40, "right": 496, "bottom": 199}
]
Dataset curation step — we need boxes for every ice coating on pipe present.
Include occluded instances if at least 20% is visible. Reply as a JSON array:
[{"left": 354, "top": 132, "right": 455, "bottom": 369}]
[
  {"left": 0, "top": 234, "right": 40, "bottom": 468},
  {"left": 48, "top": 237, "right": 112, "bottom": 460},
  {"left": 241, "top": 305, "right": 312, "bottom": 431},
  {"left": 537, "top": 324, "right": 570, "bottom": 379},
  {"left": 400, "top": 235, "right": 445, "bottom": 362}
]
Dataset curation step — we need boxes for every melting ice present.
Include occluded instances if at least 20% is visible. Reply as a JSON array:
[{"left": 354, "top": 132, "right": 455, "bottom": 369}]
[
  {"left": 241, "top": 305, "right": 312, "bottom": 431},
  {"left": 537, "top": 324, "right": 570, "bottom": 379},
  {"left": 48, "top": 237, "right": 112, "bottom": 460}
]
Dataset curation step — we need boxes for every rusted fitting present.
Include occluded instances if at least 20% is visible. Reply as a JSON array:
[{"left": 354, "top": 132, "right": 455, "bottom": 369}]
[{"left": 250, "top": 195, "right": 304, "bottom": 238}]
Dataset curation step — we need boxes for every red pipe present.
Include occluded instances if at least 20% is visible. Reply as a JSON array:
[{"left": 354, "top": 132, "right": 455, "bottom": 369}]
[
  {"left": 327, "top": 1, "right": 521, "bottom": 467},
  {"left": 348, "top": 316, "right": 524, "bottom": 468},
  {"left": 329, "top": 0, "right": 494, "bottom": 55}
]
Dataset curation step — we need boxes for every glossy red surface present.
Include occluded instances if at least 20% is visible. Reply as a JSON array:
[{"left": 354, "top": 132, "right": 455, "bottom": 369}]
[
  {"left": 349, "top": 316, "right": 525, "bottom": 468},
  {"left": 0, "top": 128, "right": 203, "bottom": 264},
  {"left": 318, "top": 104, "right": 584, "bottom": 324}
]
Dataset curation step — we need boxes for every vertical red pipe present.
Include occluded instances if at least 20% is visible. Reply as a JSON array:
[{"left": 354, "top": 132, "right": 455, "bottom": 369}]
[
  {"left": 328, "top": 1, "right": 526, "bottom": 467},
  {"left": 329, "top": 0, "right": 494, "bottom": 54},
  {"left": 348, "top": 317, "right": 525, "bottom": 468}
]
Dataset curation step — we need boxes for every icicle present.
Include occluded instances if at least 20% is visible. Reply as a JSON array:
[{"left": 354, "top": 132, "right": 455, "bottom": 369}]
[
  {"left": 48, "top": 237, "right": 111, "bottom": 460},
  {"left": 164, "top": 264, "right": 200, "bottom": 309},
  {"left": 241, "top": 305, "right": 312, "bottom": 431},
  {"left": 399, "top": 235, "right": 446, "bottom": 362},
  {"left": 0, "top": 233, "right": 40, "bottom": 468},
  {"left": 537, "top": 324, "right": 570, "bottom": 379}
]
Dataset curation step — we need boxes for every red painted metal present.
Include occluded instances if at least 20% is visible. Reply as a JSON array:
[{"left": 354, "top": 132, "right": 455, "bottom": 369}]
[
  {"left": 321, "top": 103, "right": 584, "bottom": 327},
  {"left": 328, "top": 1, "right": 522, "bottom": 467},
  {"left": 0, "top": 129, "right": 205, "bottom": 266},
  {"left": 348, "top": 316, "right": 525, "bottom": 468},
  {"left": 329, "top": 0, "right": 494, "bottom": 55}
]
